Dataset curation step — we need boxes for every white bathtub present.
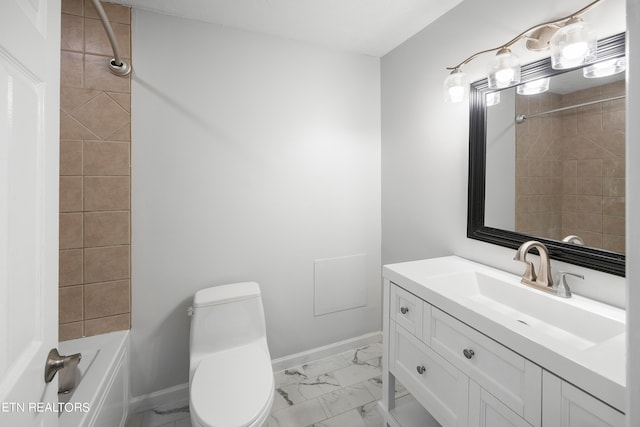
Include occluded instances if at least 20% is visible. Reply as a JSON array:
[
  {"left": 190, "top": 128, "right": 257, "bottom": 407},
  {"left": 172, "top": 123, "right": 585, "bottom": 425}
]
[{"left": 58, "top": 330, "right": 130, "bottom": 427}]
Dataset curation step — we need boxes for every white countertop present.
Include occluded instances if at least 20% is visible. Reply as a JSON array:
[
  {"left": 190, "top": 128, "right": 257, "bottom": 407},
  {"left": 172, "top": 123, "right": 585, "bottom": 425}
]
[{"left": 383, "top": 255, "right": 626, "bottom": 412}]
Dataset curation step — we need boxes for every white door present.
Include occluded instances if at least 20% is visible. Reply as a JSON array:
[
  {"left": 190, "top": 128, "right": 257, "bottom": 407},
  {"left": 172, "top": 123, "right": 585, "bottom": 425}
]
[{"left": 0, "top": 0, "right": 61, "bottom": 426}]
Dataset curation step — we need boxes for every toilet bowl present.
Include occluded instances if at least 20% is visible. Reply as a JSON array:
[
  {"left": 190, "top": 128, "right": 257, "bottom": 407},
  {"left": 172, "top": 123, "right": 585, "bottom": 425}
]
[{"left": 189, "top": 282, "right": 274, "bottom": 427}]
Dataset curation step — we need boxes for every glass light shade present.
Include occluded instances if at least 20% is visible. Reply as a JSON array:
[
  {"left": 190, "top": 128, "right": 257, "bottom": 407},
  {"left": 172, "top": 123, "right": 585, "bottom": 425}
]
[
  {"left": 550, "top": 19, "right": 597, "bottom": 69},
  {"left": 516, "top": 77, "right": 550, "bottom": 95},
  {"left": 583, "top": 57, "right": 626, "bottom": 78},
  {"left": 485, "top": 91, "right": 501, "bottom": 106},
  {"left": 444, "top": 69, "right": 469, "bottom": 103},
  {"left": 487, "top": 49, "right": 521, "bottom": 89}
]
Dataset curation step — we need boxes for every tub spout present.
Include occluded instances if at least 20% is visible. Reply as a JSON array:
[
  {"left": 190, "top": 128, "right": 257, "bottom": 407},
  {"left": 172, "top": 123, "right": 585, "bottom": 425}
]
[
  {"left": 58, "top": 352, "right": 82, "bottom": 394},
  {"left": 45, "top": 348, "right": 82, "bottom": 392}
]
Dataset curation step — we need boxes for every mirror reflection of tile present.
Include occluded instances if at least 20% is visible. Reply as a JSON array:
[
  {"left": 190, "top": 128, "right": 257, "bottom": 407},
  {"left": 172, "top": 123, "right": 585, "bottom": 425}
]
[{"left": 486, "top": 70, "right": 625, "bottom": 254}]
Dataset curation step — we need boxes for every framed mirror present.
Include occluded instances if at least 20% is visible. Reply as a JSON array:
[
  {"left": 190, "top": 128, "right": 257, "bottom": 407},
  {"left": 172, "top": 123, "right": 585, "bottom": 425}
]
[{"left": 467, "top": 32, "right": 625, "bottom": 276}]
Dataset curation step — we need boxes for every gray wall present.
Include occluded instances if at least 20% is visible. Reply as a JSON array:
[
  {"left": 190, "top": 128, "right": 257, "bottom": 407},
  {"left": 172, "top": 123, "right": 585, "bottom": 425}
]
[{"left": 130, "top": 10, "right": 381, "bottom": 397}]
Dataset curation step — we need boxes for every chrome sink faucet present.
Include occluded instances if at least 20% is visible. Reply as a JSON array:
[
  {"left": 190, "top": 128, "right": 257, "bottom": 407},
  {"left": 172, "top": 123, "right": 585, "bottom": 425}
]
[
  {"left": 514, "top": 240, "right": 553, "bottom": 288},
  {"left": 514, "top": 241, "right": 584, "bottom": 298}
]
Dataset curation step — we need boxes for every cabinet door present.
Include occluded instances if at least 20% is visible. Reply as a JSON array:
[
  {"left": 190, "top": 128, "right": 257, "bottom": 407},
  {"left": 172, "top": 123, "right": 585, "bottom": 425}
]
[
  {"left": 542, "top": 371, "right": 624, "bottom": 427},
  {"left": 430, "top": 308, "right": 541, "bottom": 426},
  {"left": 469, "top": 381, "right": 532, "bottom": 427},
  {"left": 390, "top": 321, "right": 469, "bottom": 427}
]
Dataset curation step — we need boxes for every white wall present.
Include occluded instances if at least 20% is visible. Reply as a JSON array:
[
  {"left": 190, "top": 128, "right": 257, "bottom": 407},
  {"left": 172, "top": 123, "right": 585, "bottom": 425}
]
[
  {"left": 626, "top": 0, "right": 639, "bottom": 424},
  {"left": 381, "top": 0, "right": 627, "bottom": 307},
  {"left": 130, "top": 10, "right": 381, "bottom": 397}
]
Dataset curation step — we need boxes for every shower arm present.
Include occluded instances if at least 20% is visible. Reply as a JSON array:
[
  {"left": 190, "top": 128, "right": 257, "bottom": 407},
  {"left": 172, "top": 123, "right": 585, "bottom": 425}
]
[{"left": 91, "top": 0, "right": 132, "bottom": 76}]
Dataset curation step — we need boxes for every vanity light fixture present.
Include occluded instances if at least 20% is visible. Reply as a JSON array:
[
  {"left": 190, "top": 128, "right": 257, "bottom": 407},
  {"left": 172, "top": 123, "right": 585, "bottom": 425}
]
[
  {"left": 583, "top": 56, "right": 626, "bottom": 78},
  {"left": 444, "top": 0, "right": 602, "bottom": 103},
  {"left": 516, "top": 77, "right": 550, "bottom": 95}
]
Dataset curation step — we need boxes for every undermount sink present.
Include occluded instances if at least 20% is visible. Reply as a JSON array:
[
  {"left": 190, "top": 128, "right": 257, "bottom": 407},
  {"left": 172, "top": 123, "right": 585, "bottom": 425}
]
[{"left": 423, "top": 270, "right": 625, "bottom": 351}]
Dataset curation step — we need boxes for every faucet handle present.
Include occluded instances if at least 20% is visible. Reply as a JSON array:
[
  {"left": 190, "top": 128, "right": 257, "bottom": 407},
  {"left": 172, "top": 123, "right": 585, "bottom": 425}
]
[{"left": 554, "top": 271, "right": 584, "bottom": 298}]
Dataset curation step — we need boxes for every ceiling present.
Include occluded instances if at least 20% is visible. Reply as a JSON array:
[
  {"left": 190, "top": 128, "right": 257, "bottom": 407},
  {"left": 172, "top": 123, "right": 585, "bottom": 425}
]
[{"left": 107, "top": 0, "right": 464, "bottom": 57}]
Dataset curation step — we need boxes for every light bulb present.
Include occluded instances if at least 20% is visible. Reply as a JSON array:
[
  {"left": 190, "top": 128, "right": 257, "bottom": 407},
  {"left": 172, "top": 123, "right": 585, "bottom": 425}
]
[
  {"left": 583, "top": 57, "right": 626, "bottom": 78},
  {"left": 448, "top": 86, "right": 465, "bottom": 103},
  {"left": 517, "top": 77, "right": 550, "bottom": 95},
  {"left": 443, "top": 69, "right": 469, "bottom": 103},
  {"left": 550, "top": 18, "right": 597, "bottom": 69},
  {"left": 495, "top": 68, "right": 515, "bottom": 83},
  {"left": 487, "top": 48, "right": 521, "bottom": 89},
  {"left": 562, "top": 41, "right": 588, "bottom": 60}
]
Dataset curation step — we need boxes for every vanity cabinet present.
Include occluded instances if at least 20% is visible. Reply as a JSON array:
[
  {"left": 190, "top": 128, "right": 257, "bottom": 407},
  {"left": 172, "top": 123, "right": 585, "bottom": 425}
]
[{"left": 383, "top": 279, "right": 624, "bottom": 427}]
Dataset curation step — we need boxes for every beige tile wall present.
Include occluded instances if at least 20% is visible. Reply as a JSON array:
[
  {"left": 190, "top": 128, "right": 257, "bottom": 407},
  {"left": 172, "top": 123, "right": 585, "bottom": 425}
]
[
  {"left": 560, "top": 80, "right": 626, "bottom": 252},
  {"left": 59, "top": 0, "right": 132, "bottom": 341},
  {"left": 515, "top": 79, "right": 625, "bottom": 253},
  {"left": 515, "top": 91, "right": 564, "bottom": 239}
]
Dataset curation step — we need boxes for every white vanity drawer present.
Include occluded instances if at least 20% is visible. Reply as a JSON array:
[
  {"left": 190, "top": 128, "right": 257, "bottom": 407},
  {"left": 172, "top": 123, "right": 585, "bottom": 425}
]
[
  {"left": 390, "top": 320, "right": 469, "bottom": 427},
  {"left": 390, "top": 283, "right": 423, "bottom": 338},
  {"left": 430, "top": 308, "right": 542, "bottom": 427}
]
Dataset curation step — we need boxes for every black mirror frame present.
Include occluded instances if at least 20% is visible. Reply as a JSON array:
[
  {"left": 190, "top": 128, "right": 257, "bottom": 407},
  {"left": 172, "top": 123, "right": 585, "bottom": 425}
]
[{"left": 467, "top": 32, "right": 626, "bottom": 277}]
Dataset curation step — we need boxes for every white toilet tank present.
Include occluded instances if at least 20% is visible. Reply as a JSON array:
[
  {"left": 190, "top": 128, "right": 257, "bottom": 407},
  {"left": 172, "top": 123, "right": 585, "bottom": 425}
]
[{"left": 189, "top": 282, "right": 269, "bottom": 380}]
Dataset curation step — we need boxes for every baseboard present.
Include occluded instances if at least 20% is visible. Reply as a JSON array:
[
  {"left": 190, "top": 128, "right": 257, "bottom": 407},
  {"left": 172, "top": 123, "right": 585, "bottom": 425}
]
[
  {"left": 271, "top": 331, "right": 382, "bottom": 372},
  {"left": 129, "top": 331, "right": 382, "bottom": 413},
  {"left": 129, "top": 382, "right": 189, "bottom": 414}
]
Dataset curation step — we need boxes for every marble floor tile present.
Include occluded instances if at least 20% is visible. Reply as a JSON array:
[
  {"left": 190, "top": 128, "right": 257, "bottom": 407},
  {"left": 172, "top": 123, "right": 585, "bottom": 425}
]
[
  {"left": 319, "top": 383, "right": 376, "bottom": 418},
  {"left": 331, "top": 358, "right": 382, "bottom": 387},
  {"left": 133, "top": 341, "right": 386, "bottom": 427},
  {"left": 362, "top": 375, "right": 409, "bottom": 401},
  {"left": 273, "top": 382, "right": 309, "bottom": 410},
  {"left": 270, "top": 397, "right": 329, "bottom": 427},
  {"left": 301, "top": 355, "right": 351, "bottom": 377},
  {"left": 358, "top": 401, "right": 385, "bottom": 427},
  {"left": 340, "top": 343, "right": 383, "bottom": 366},
  {"left": 274, "top": 367, "right": 309, "bottom": 388},
  {"left": 140, "top": 407, "right": 190, "bottom": 427},
  {"left": 296, "top": 372, "right": 343, "bottom": 400},
  {"left": 310, "top": 409, "right": 368, "bottom": 427}
]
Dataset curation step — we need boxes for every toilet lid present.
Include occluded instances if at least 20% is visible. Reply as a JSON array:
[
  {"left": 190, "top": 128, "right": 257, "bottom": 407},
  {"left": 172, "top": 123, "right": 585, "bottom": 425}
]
[{"left": 191, "top": 343, "right": 274, "bottom": 427}]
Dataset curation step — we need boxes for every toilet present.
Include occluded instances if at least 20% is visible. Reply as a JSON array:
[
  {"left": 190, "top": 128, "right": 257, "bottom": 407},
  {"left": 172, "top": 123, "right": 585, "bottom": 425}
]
[{"left": 189, "top": 282, "right": 275, "bottom": 427}]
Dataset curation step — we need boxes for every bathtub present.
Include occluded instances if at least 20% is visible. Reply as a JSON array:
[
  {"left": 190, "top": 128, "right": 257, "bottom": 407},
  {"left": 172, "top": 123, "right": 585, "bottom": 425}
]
[{"left": 58, "top": 330, "right": 130, "bottom": 427}]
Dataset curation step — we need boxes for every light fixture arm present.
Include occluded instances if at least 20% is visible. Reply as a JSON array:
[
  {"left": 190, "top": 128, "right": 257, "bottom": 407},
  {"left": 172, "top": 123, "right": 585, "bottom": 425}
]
[{"left": 445, "top": 0, "right": 603, "bottom": 71}]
